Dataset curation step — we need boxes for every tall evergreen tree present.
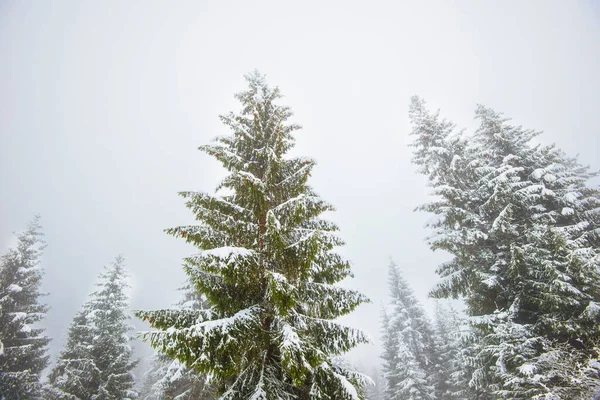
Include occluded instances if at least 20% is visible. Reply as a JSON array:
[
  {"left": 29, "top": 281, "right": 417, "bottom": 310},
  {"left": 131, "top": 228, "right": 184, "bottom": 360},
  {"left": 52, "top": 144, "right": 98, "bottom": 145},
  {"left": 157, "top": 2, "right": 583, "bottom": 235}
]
[
  {"left": 381, "top": 262, "right": 437, "bottom": 400},
  {"left": 0, "top": 216, "right": 50, "bottom": 399},
  {"left": 409, "top": 97, "right": 600, "bottom": 398},
  {"left": 471, "top": 106, "right": 600, "bottom": 398},
  {"left": 137, "top": 72, "right": 370, "bottom": 399},
  {"left": 47, "top": 256, "right": 138, "bottom": 400}
]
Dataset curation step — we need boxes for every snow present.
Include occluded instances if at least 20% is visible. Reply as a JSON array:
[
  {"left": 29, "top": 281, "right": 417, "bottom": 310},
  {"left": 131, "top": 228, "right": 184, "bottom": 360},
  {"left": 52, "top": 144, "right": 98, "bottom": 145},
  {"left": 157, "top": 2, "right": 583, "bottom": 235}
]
[
  {"left": 324, "top": 364, "right": 360, "bottom": 400},
  {"left": 482, "top": 276, "right": 499, "bottom": 287},
  {"left": 277, "top": 163, "right": 312, "bottom": 187},
  {"left": 589, "top": 359, "right": 600, "bottom": 370},
  {"left": 222, "top": 148, "right": 243, "bottom": 162},
  {"left": 583, "top": 301, "right": 600, "bottom": 319},
  {"left": 563, "top": 192, "right": 580, "bottom": 204},
  {"left": 281, "top": 323, "right": 301, "bottom": 350},
  {"left": 470, "top": 313, "right": 501, "bottom": 326},
  {"left": 531, "top": 168, "right": 544, "bottom": 180},
  {"left": 541, "top": 188, "right": 555, "bottom": 197},
  {"left": 561, "top": 207, "right": 575, "bottom": 216},
  {"left": 543, "top": 173, "right": 557, "bottom": 183},
  {"left": 165, "top": 326, "right": 177, "bottom": 335},
  {"left": 425, "top": 214, "right": 445, "bottom": 227},
  {"left": 518, "top": 363, "right": 536, "bottom": 376},
  {"left": 266, "top": 210, "right": 281, "bottom": 231},
  {"left": 215, "top": 186, "right": 235, "bottom": 197},
  {"left": 286, "top": 231, "right": 318, "bottom": 249},
  {"left": 249, "top": 377, "right": 267, "bottom": 400},
  {"left": 168, "top": 361, "right": 184, "bottom": 382},
  {"left": 7, "top": 283, "right": 23, "bottom": 293},
  {"left": 219, "top": 197, "right": 249, "bottom": 214},
  {"left": 269, "top": 271, "right": 287, "bottom": 283},
  {"left": 450, "top": 154, "right": 462, "bottom": 169},
  {"left": 237, "top": 170, "right": 263, "bottom": 187},
  {"left": 190, "top": 306, "right": 258, "bottom": 336},
  {"left": 491, "top": 204, "right": 512, "bottom": 233},
  {"left": 428, "top": 146, "right": 449, "bottom": 155},
  {"left": 273, "top": 194, "right": 305, "bottom": 212},
  {"left": 202, "top": 246, "right": 254, "bottom": 258},
  {"left": 12, "top": 311, "right": 27, "bottom": 322}
]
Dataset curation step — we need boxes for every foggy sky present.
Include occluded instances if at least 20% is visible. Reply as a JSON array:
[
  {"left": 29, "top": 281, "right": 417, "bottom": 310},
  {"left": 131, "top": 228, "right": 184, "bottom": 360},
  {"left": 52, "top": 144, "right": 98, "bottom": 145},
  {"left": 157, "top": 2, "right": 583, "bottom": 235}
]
[{"left": 1, "top": 0, "right": 599, "bottom": 374}]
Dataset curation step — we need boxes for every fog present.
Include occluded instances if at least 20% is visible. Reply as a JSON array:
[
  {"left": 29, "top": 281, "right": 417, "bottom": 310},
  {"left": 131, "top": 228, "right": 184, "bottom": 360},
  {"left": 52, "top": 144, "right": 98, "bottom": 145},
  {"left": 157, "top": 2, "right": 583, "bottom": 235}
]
[{"left": 1, "top": 0, "right": 599, "bottom": 374}]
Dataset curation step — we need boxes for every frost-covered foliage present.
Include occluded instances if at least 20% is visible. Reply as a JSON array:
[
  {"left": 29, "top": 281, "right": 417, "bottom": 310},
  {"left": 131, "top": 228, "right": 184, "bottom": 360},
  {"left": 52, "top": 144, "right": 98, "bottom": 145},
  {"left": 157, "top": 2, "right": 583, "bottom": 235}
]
[
  {"left": 409, "top": 97, "right": 600, "bottom": 397},
  {"left": 46, "top": 256, "right": 138, "bottom": 399},
  {"left": 140, "top": 353, "right": 214, "bottom": 400},
  {"left": 431, "top": 301, "right": 467, "bottom": 399},
  {"left": 0, "top": 216, "right": 50, "bottom": 399},
  {"left": 363, "top": 367, "right": 384, "bottom": 400},
  {"left": 140, "top": 283, "right": 215, "bottom": 400},
  {"left": 137, "top": 72, "right": 370, "bottom": 399},
  {"left": 381, "top": 262, "right": 437, "bottom": 400}
]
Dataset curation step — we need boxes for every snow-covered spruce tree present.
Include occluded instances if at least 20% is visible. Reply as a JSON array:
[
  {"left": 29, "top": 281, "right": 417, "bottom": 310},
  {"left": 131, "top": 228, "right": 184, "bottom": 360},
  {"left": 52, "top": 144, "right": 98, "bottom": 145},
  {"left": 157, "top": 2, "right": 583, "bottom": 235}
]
[
  {"left": 137, "top": 72, "right": 370, "bottom": 399},
  {"left": 47, "top": 256, "right": 138, "bottom": 400},
  {"left": 140, "top": 283, "right": 215, "bottom": 400},
  {"left": 470, "top": 106, "right": 600, "bottom": 398},
  {"left": 0, "top": 216, "right": 50, "bottom": 399},
  {"left": 409, "top": 98, "right": 600, "bottom": 397},
  {"left": 381, "top": 262, "right": 437, "bottom": 400}
]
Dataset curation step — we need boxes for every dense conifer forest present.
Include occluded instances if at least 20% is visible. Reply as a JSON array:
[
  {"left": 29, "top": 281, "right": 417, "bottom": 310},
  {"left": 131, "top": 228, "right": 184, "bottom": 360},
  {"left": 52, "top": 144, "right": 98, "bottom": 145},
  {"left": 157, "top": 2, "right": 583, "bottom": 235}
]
[{"left": 2, "top": 74, "right": 599, "bottom": 399}]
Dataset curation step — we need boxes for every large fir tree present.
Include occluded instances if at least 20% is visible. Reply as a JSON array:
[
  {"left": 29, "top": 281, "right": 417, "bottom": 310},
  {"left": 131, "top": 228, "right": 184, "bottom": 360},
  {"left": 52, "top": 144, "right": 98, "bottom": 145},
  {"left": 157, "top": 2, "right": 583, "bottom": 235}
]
[
  {"left": 409, "top": 97, "right": 600, "bottom": 398},
  {"left": 137, "top": 72, "right": 370, "bottom": 399},
  {"left": 0, "top": 216, "right": 50, "bottom": 399},
  {"left": 47, "top": 256, "right": 138, "bottom": 400}
]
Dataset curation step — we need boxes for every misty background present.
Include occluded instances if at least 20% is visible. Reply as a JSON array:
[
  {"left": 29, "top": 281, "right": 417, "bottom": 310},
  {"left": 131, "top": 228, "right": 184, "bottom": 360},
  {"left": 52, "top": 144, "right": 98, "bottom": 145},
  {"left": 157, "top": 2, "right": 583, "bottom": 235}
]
[{"left": 1, "top": 0, "right": 599, "bottom": 375}]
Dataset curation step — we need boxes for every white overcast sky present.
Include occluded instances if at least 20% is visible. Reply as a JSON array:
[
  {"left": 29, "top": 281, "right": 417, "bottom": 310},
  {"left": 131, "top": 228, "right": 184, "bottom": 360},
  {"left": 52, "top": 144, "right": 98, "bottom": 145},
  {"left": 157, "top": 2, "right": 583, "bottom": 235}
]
[{"left": 1, "top": 0, "right": 599, "bottom": 373}]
